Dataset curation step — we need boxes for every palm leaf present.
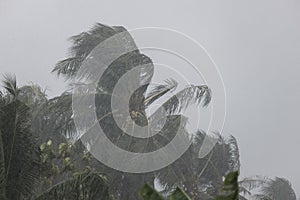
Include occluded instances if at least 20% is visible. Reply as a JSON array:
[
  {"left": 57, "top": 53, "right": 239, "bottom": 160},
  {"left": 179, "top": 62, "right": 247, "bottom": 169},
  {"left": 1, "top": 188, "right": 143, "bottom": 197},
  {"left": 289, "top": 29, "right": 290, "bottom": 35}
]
[
  {"left": 52, "top": 23, "right": 127, "bottom": 80},
  {"left": 144, "top": 79, "right": 178, "bottom": 107},
  {"left": 35, "top": 170, "right": 109, "bottom": 200},
  {"left": 2, "top": 74, "right": 19, "bottom": 99},
  {"left": 226, "top": 136, "right": 240, "bottom": 172},
  {"left": 252, "top": 194, "right": 272, "bottom": 200},
  {"left": 239, "top": 175, "right": 270, "bottom": 196},
  {"left": 46, "top": 93, "right": 76, "bottom": 140},
  {"left": 258, "top": 177, "right": 297, "bottom": 200},
  {"left": 159, "top": 85, "right": 211, "bottom": 115}
]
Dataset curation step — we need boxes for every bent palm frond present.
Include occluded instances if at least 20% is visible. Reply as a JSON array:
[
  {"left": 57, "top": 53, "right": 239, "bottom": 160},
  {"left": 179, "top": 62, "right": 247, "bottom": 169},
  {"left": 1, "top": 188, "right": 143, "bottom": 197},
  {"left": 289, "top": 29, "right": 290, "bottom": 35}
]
[
  {"left": 35, "top": 170, "right": 109, "bottom": 200},
  {"left": 157, "top": 84, "right": 211, "bottom": 115},
  {"left": 144, "top": 79, "right": 178, "bottom": 107},
  {"left": 52, "top": 23, "right": 128, "bottom": 80}
]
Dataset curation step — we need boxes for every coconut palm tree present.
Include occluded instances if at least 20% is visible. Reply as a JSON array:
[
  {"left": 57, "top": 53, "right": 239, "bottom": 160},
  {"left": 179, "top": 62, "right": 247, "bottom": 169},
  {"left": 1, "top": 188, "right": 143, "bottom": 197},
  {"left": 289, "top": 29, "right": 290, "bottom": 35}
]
[
  {"left": 0, "top": 76, "right": 109, "bottom": 200},
  {"left": 251, "top": 177, "right": 297, "bottom": 200},
  {"left": 156, "top": 131, "right": 241, "bottom": 199},
  {"left": 51, "top": 22, "right": 211, "bottom": 199},
  {"left": 0, "top": 75, "right": 40, "bottom": 200}
]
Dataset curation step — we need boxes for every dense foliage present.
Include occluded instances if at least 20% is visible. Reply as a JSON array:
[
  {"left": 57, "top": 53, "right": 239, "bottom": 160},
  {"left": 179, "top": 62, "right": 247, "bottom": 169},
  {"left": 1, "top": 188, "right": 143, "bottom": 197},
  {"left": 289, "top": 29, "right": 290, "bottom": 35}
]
[{"left": 0, "top": 23, "right": 297, "bottom": 200}]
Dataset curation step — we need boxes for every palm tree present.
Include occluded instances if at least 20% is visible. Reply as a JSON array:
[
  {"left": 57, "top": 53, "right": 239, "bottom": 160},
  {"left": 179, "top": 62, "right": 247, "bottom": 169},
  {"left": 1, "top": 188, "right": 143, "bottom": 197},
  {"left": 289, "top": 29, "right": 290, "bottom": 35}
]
[
  {"left": 238, "top": 174, "right": 297, "bottom": 200},
  {"left": 252, "top": 177, "right": 297, "bottom": 200},
  {"left": 0, "top": 75, "right": 40, "bottom": 199},
  {"left": 0, "top": 76, "right": 110, "bottom": 200},
  {"left": 156, "top": 131, "right": 241, "bottom": 199},
  {"left": 51, "top": 22, "right": 211, "bottom": 199}
]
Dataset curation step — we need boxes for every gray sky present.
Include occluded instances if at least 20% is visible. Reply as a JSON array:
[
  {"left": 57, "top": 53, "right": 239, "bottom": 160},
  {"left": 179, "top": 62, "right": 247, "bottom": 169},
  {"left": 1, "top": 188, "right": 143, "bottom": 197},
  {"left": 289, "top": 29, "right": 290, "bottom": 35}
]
[{"left": 1, "top": 0, "right": 299, "bottom": 195}]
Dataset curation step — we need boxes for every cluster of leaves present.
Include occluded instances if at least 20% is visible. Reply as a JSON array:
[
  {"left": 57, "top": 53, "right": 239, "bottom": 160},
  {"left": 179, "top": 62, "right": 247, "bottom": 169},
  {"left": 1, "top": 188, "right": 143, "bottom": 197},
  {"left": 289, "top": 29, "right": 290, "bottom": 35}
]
[
  {"left": 0, "top": 76, "right": 109, "bottom": 200},
  {"left": 39, "top": 140, "right": 74, "bottom": 189}
]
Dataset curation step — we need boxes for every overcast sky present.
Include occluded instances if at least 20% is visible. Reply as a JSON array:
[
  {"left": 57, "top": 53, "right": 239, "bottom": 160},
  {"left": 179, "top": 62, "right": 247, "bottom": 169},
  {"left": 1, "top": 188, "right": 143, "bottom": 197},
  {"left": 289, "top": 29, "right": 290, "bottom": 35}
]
[{"left": 1, "top": 0, "right": 299, "bottom": 195}]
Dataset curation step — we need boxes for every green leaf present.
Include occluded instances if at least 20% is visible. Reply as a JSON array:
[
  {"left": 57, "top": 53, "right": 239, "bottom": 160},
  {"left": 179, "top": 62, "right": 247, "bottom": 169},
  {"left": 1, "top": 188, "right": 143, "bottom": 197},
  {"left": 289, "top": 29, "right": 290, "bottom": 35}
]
[
  {"left": 139, "top": 184, "right": 165, "bottom": 200},
  {"left": 216, "top": 171, "right": 239, "bottom": 200}
]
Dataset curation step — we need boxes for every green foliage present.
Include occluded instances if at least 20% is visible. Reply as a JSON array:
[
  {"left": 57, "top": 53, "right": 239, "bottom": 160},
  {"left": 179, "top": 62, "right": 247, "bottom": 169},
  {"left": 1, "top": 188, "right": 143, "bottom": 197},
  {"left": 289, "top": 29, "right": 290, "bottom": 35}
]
[
  {"left": 0, "top": 76, "right": 108, "bottom": 200},
  {"left": 0, "top": 76, "right": 40, "bottom": 199},
  {"left": 35, "top": 169, "right": 109, "bottom": 200},
  {"left": 157, "top": 132, "right": 240, "bottom": 199},
  {"left": 51, "top": 22, "right": 211, "bottom": 200},
  {"left": 139, "top": 171, "right": 240, "bottom": 200},
  {"left": 139, "top": 184, "right": 190, "bottom": 200},
  {"left": 39, "top": 139, "right": 95, "bottom": 192},
  {"left": 216, "top": 172, "right": 239, "bottom": 200},
  {"left": 0, "top": 22, "right": 297, "bottom": 200},
  {"left": 40, "top": 140, "right": 56, "bottom": 163},
  {"left": 139, "top": 184, "right": 165, "bottom": 200}
]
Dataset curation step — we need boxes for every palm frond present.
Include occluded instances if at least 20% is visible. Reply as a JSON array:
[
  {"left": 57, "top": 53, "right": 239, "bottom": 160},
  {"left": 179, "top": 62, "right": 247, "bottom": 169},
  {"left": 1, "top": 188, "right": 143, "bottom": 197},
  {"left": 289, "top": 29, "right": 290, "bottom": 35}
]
[
  {"left": 52, "top": 57, "right": 84, "bottom": 80},
  {"left": 252, "top": 194, "right": 272, "bottom": 200},
  {"left": 259, "top": 177, "right": 297, "bottom": 200},
  {"left": 239, "top": 176, "right": 270, "bottom": 192},
  {"left": 160, "top": 85, "right": 211, "bottom": 115},
  {"left": 52, "top": 23, "right": 127, "bottom": 80},
  {"left": 46, "top": 93, "right": 76, "bottom": 141},
  {"left": 35, "top": 170, "right": 109, "bottom": 200},
  {"left": 144, "top": 79, "right": 178, "bottom": 107},
  {"left": 227, "top": 135, "right": 240, "bottom": 172},
  {"left": 18, "top": 84, "right": 48, "bottom": 107},
  {"left": 2, "top": 74, "right": 19, "bottom": 98}
]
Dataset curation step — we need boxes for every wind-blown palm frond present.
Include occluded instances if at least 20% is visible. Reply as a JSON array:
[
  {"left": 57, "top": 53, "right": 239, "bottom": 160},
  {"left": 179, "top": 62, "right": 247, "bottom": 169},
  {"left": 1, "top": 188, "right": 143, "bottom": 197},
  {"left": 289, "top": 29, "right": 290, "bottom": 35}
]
[
  {"left": 18, "top": 84, "right": 48, "bottom": 106},
  {"left": 144, "top": 79, "right": 178, "bottom": 107},
  {"left": 0, "top": 75, "right": 40, "bottom": 200},
  {"left": 252, "top": 194, "right": 272, "bottom": 200},
  {"left": 156, "top": 131, "right": 241, "bottom": 199},
  {"left": 35, "top": 170, "right": 109, "bottom": 200},
  {"left": 160, "top": 85, "right": 211, "bottom": 115},
  {"left": 2, "top": 74, "right": 19, "bottom": 99},
  {"left": 53, "top": 57, "right": 85, "bottom": 79},
  {"left": 241, "top": 176, "right": 297, "bottom": 200},
  {"left": 239, "top": 176, "right": 270, "bottom": 197},
  {"left": 46, "top": 93, "right": 75, "bottom": 140},
  {"left": 227, "top": 136, "right": 240, "bottom": 172},
  {"left": 256, "top": 177, "right": 296, "bottom": 200},
  {"left": 52, "top": 23, "right": 127, "bottom": 80}
]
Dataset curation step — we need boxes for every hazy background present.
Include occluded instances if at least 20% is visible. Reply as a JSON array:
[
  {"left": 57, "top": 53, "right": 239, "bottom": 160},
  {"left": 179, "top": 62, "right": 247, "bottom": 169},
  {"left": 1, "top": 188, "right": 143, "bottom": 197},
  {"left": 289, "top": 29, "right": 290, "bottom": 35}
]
[{"left": 1, "top": 0, "right": 299, "bottom": 195}]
